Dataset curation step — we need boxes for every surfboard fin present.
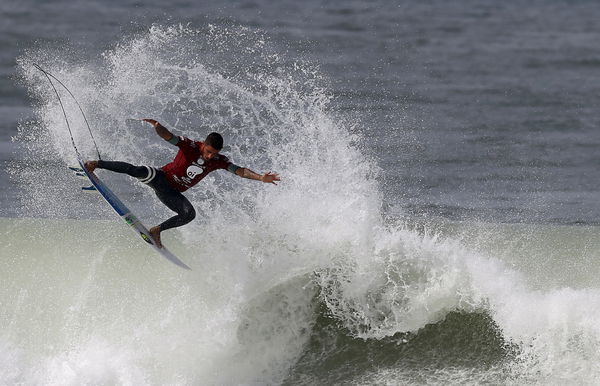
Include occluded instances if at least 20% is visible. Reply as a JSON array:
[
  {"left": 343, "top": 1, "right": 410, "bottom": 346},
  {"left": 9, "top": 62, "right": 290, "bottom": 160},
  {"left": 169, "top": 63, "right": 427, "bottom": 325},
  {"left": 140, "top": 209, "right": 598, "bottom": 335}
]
[
  {"left": 69, "top": 166, "right": 89, "bottom": 181},
  {"left": 81, "top": 185, "right": 97, "bottom": 191},
  {"left": 68, "top": 166, "right": 84, "bottom": 173}
]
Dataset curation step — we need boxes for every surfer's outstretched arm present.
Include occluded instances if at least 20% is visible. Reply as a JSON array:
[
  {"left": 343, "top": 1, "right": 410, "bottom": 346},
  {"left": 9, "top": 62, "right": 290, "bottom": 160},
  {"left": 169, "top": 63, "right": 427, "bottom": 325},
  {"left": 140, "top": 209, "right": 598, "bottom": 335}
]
[
  {"left": 142, "top": 119, "right": 177, "bottom": 143},
  {"left": 235, "top": 168, "right": 280, "bottom": 185}
]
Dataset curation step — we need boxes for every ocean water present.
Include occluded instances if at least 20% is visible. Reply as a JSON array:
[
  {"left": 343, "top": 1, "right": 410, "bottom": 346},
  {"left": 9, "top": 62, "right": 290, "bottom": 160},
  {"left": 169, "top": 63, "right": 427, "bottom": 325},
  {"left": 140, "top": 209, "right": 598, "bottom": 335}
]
[{"left": 2, "top": 1, "right": 600, "bottom": 385}]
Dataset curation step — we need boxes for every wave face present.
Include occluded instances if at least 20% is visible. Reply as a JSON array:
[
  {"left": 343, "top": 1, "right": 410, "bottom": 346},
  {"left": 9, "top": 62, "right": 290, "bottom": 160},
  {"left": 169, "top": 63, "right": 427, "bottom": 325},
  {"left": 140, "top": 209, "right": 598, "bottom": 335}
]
[{"left": 5, "top": 25, "right": 600, "bottom": 385}]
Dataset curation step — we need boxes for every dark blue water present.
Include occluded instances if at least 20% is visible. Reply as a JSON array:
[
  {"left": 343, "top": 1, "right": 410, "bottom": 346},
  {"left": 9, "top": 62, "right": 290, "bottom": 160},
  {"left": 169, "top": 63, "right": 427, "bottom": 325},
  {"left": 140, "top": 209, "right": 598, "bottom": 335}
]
[
  {"left": 0, "top": 1, "right": 600, "bottom": 223},
  {"left": 3, "top": 0, "right": 600, "bottom": 223}
]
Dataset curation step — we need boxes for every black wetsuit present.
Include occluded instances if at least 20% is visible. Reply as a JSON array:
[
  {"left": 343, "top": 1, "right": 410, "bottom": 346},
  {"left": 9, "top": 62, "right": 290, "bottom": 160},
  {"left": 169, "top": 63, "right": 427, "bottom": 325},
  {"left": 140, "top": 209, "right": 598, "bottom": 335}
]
[{"left": 97, "top": 160, "right": 195, "bottom": 231}]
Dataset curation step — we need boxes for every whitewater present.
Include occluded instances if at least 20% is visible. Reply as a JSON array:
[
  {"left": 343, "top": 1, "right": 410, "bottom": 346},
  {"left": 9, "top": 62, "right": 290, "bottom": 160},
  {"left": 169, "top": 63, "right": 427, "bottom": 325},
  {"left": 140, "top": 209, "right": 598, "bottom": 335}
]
[{"left": 3, "top": 25, "right": 600, "bottom": 385}]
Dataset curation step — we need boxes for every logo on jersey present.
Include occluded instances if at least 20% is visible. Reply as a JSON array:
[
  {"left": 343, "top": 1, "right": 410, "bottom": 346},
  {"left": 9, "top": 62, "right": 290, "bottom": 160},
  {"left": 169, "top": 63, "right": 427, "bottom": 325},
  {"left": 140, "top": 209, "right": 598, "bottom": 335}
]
[{"left": 186, "top": 164, "right": 205, "bottom": 179}]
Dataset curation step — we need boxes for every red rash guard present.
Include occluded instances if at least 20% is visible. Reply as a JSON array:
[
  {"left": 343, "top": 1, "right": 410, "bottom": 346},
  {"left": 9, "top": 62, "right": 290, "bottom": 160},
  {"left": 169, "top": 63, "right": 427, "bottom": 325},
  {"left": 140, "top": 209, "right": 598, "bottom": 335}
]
[{"left": 160, "top": 136, "right": 239, "bottom": 192}]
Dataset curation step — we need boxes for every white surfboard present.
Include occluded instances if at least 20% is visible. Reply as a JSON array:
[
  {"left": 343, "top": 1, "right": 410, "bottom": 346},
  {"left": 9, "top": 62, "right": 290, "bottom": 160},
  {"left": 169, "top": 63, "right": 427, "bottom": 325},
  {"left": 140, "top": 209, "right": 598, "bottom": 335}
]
[{"left": 75, "top": 157, "right": 191, "bottom": 270}]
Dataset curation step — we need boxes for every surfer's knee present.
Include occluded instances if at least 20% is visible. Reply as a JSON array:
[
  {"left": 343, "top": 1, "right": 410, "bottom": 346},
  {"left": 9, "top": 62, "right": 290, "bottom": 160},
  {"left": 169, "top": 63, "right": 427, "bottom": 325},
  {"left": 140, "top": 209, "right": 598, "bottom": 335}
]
[
  {"left": 137, "top": 166, "right": 156, "bottom": 183},
  {"left": 182, "top": 205, "right": 196, "bottom": 223},
  {"left": 176, "top": 201, "right": 195, "bottom": 225}
]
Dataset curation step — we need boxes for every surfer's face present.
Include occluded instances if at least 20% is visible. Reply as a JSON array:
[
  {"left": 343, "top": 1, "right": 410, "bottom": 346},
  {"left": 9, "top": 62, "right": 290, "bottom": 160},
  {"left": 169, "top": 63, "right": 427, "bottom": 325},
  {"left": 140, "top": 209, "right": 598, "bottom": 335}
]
[{"left": 201, "top": 144, "right": 220, "bottom": 161}]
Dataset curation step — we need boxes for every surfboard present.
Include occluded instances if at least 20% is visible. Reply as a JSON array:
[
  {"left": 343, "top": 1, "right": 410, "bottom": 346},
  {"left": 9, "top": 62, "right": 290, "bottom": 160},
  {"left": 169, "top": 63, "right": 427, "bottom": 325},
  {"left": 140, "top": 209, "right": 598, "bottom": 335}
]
[
  {"left": 74, "top": 157, "right": 191, "bottom": 270},
  {"left": 32, "top": 64, "right": 189, "bottom": 269}
]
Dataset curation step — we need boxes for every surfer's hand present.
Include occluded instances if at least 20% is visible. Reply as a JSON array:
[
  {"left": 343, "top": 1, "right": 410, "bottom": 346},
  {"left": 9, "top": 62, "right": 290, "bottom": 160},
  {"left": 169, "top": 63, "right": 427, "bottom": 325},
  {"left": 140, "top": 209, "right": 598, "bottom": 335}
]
[
  {"left": 142, "top": 118, "right": 159, "bottom": 127},
  {"left": 261, "top": 172, "right": 280, "bottom": 185}
]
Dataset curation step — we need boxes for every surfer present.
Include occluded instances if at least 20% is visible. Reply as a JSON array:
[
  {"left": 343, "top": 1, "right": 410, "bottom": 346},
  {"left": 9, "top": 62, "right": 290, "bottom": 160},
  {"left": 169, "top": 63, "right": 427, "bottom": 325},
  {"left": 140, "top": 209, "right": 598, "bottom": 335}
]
[{"left": 85, "top": 119, "right": 280, "bottom": 248}]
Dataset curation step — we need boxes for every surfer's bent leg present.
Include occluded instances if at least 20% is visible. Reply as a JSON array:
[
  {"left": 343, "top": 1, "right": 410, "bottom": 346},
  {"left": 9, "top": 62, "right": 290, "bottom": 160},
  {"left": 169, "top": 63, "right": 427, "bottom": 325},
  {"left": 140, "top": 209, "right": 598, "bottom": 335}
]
[
  {"left": 96, "top": 160, "right": 149, "bottom": 179},
  {"left": 155, "top": 192, "right": 196, "bottom": 231},
  {"left": 147, "top": 172, "right": 196, "bottom": 231}
]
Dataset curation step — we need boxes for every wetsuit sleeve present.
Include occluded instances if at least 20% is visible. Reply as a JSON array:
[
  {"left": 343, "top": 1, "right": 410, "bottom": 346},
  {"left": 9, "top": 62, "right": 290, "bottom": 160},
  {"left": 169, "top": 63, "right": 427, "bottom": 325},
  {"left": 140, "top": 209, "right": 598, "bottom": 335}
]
[
  {"left": 226, "top": 163, "right": 241, "bottom": 174},
  {"left": 215, "top": 155, "right": 240, "bottom": 174},
  {"left": 167, "top": 135, "right": 180, "bottom": 145}
]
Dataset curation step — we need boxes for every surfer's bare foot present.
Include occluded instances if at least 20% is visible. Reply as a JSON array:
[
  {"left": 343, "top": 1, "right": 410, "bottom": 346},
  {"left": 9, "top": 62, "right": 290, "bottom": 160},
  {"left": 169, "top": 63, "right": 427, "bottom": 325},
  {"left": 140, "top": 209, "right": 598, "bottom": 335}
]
[
  {"left": 84, "top": 160, "right": 98, "bottom": 172},
  {"left": 149, "top": 226, "right": 162, "bottom": 248}
]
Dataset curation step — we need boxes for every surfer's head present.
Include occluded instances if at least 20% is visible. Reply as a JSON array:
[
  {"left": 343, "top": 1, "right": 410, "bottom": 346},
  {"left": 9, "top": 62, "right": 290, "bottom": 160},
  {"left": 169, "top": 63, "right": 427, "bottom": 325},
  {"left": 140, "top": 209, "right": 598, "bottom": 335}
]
[{"left": 201, "top": 132, "right": 223, "bottom": 160}]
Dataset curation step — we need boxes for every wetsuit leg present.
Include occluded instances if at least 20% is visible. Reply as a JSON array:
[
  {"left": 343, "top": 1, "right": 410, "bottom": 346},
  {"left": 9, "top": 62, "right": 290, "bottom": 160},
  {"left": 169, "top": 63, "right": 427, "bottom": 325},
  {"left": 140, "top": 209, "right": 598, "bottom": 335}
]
[
  {"left": 148, "top": 172, "right": 196, "bottom": 231},
  {"left": 97, "top": 160, "right": 148, "bottom": 179},
  {"left": 96, "top": 162, "right": 195, "bottom": 231}
]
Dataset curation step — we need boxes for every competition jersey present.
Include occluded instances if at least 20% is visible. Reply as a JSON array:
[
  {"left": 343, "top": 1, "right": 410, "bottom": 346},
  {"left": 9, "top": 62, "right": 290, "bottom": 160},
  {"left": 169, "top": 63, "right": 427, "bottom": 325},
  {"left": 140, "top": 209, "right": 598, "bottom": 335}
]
[{"left": 160, "top": 136, "right": 239, "bottom": 192}]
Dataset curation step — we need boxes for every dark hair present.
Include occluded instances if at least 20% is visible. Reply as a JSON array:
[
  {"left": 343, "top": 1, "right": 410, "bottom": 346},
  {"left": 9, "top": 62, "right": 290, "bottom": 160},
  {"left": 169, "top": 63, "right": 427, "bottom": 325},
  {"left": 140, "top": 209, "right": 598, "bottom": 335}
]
[{"left": 205, "top": 132, "right": 224, "bottom": 150}]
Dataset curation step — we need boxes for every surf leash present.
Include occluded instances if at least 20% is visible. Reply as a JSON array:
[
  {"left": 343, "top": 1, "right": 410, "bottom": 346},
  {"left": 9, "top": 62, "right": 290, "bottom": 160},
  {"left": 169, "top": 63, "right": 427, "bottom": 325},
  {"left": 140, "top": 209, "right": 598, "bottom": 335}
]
[{"left": 32, "top": 63, "right": 102, "bottom": 161}]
